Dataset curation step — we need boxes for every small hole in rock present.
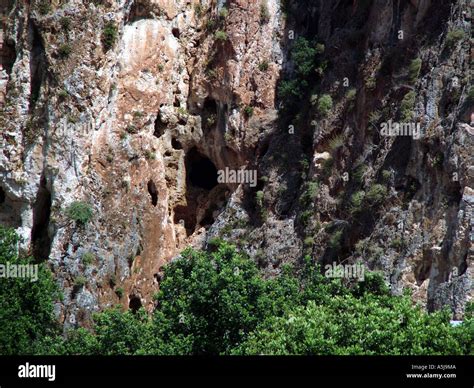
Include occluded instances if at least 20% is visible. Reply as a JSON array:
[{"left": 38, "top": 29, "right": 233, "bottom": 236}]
[
  {"left": 171, "top": 138, "right": 182, "bottom": 149},
  {"left": 147, "top": 179, "right": 158, "bottom": 207}
]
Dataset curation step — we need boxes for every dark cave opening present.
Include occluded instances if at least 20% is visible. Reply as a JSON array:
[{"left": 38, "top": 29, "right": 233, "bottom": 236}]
[
  {"left": 147, "top": 179, "right": 158, "bottom": 207},
  {"left": 29, "top": 22, "right": 46, "bottom": 113},
  {"left": 171, "top": 137, "right": 182, "bottom": 150},
  {"left": 31, "top": 174, "right": 52, "bottom": 263},
  {"left": 172, "top": 148, "right": 225, "bottom": 236},
  {"left": 153, "top": 112, "right": 167, "bottom": 138},
  {"left": 1, "top": 38, "right": 16, "bottom": 76},
  {"left": 0, "top": 187, "right": 5, "bottom": 204},
  {"left": 186, "top": 147, "right": 218, "bottom": 190},
  {"left": 129, "top": 295, "right": 142, "bottom": 313},
  {"left": 172, "top": 28, "right": 180, "bottom": 39}
]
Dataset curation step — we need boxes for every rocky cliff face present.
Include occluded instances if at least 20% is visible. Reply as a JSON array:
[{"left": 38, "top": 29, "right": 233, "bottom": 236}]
[{"left": 0, "top": 0, "right": 472, "bottom": 327}]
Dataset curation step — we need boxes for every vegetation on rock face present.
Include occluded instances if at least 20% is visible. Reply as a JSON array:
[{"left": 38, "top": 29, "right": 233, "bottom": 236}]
[
  {"left": 446, "top": 28, "right": 466, "bottom": 46},
  {"left": 400, "top": 91, "right": 416, "bottom": 121},
  {"left": 317, "top": 94, "right": 333, "bottom": 116},
  {"left": 408, "top": 58, "right": 422, "bottom": 83},
  {"left": 65, "top": 201, "right": 93, "bottom": 225},
  {"left": 1, "top": 229, "right": 470, "bottom": 356},
  {"left": 278, "top": 37, "right": 324, "bottom": 102},
  {"left": 102, "top": 22, "right": 118, "bottom": 51},
  {"left": 214, "top": 30, "right": 228, "bottom": 42}
]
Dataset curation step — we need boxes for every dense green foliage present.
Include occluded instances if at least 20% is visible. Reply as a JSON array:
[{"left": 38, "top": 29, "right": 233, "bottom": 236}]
[
  {"left": 65, "top": 201, "right": 93, "bottom": 225},
  {"left": 234, "top": 294, "right": 471, "bottom": 355},
  {"left": 278, "top": 37, "right": 324, "bottom": 101},
  {"left": 0, "top": 228, "right": 472, "bottom": 355},
  {"left": 0, "top": 227, "right": 60, "bottom": 355}
]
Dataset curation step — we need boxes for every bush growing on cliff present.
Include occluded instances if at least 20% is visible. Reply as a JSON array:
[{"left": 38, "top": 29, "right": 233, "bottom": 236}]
[
  {"left": 58, "top": 44, "right": 72, "bottom": 59},
  {"left": 278, "top": 37, "right": 323, "bottom": 103},
  {"left": 408, "top": 57, "right": 422, "bottom": 83},
  {"left": 65, "top": 201, "right": 93, "bottom": 225},
  {"left": 317, "top": 94, "right": 333, "bottom": 116},
  {"left": 102, "top": 22, "right": 118, "bottom": 51},
  {"left": 446, "top": 28, "right": 466, "bottom": 47},
  {"left": 214, "top": 30, "right": 228, "bottom": 42},
  {"left": 365, "top": 183, "right": 387, "bottom": 205},
  {"left": 400, "top": 90, "right": 416, "bottom": 121},
  {"left": 60, "top": 17, "right": 71, "bottom": 32}
]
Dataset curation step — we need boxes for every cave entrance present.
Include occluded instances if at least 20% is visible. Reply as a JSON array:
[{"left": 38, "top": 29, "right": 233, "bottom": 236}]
[
  {"left": 0, "top": 39, "right": 15, "bottom": 76},
  {"left": 186, "top": 147, "right": 218, "bottom": 190},
  {"left": 31, "top": 174, "right": 52, "bottom": 262},
  {"left": 173, "top": 148, "right": 225, "bottom": 236},
  {"left": 129, "top": 295, "right": 142, "bottom": 313}
]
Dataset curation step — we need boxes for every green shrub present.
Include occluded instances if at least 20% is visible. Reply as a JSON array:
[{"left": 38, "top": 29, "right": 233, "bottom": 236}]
[
  {"left": 329, "top": 230, "right": 343, "bottom": 250},
  {"left": 304, "top": 236, "right": 315, "bottom": 248},
  {"left": 346, "top": 88, "right": 357, "bottom": 101},
  {"left": 206, "top": 18, "right": 217, "bottom": 31},
  {"left": 115, "top": 287, "right": 124, "bottom": 299},
  {"left": 218, "top": 7, "right": 229, "bottom": 19},
  {"left": 126, "top": 124, "right": 138, "bottom": 134},
  {"left": 65, "top": 201, "right": 93, "bottom": 225},
  {"left": 243, "top": 105, "right": 254, "bottom": 117},
  {"left": 82, "top": 252, "right": 95, "bottom": 266},
  {"left": 317, "top": 94, "right": 333, "bottom": 116},
  {"left": 352, "top": 165, "right": 367, "bottom": 185},
  {"left": 300, "top": 181, "right": 319, "bottom": 207},
  {"left": 350, "top": 191, "right": 365, "bottom": 214},
  {"left": 381, "top": 169, "right": 391, "bottom": 183},
  {"left": 365, "top": 76, "right": 376, "bottom": 90},
  {"left": 278, "top": 79, "right": 300, "bottom": 99},
  {"left": 258, "top": 60, "right": 269, "bottom": 72},
  {"left": 74, "top": 275, "right": 87, "bottom": 289},
  {"left": 102, "top": 22, "right": 118, "bottom": 51},
  {"left": 292, "top": 37, "right": 318, "bottom": 77},
  {"left": 446, "top": 28, "right": 465, "bottom": 46},
  {"left": 58, "top": 89, "right": 69, "bottom": 99},
  {"left": 390, "top": 238, "right": 404, "bottom": 250},
  {"left": 58, "top": 44, "right": 72, "bottom": 59},
  {"left": 60, "top": 17, "right": 71, "bottom": 31},
  {"left": 328, "top": 134, "right": 344, "bottom": 153},
  {"left": 400, "top": 91, "right": 416, "bottom": 121},
  {"left": 366, "top": 184, "right": 387, "bottom": 205},
  {"left": 408, "top": 58, "right": 422, "bottom": 83},
  {"left": 214, "top": 30, "right": 228, "bottom": 42},
  {"left": 255, "top": 190, "right": 264, "bottom": 208}
]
